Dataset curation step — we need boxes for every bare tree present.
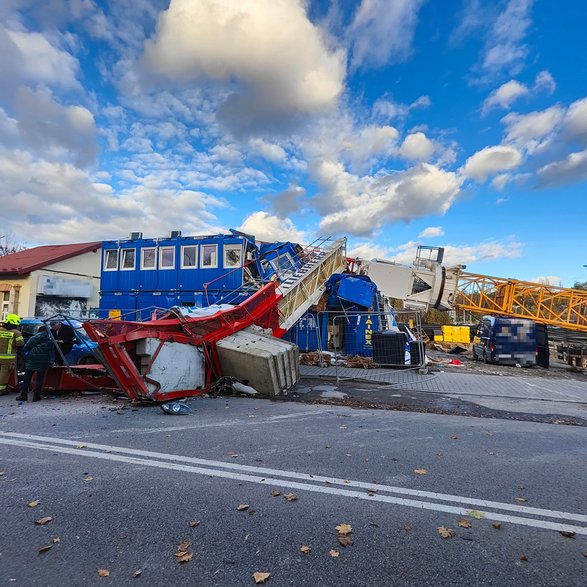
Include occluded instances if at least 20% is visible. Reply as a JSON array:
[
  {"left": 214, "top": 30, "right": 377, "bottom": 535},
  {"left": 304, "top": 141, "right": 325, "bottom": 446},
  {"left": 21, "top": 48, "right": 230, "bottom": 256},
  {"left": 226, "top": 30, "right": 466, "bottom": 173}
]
[{"left": 0, "top": 233, "right": 26, "bottom": 256}]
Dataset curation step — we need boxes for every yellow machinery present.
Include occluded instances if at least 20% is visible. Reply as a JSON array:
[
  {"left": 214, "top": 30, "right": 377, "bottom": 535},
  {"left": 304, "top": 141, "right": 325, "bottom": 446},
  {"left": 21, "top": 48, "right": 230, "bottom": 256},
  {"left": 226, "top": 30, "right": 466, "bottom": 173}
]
[{"left": 455, "top": 272, "right": 587, "bottom": 333}]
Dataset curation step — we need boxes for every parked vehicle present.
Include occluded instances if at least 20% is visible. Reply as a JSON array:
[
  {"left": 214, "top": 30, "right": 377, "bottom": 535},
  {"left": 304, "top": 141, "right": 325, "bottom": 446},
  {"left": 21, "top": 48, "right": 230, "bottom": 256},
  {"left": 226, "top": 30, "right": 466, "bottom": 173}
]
[
  {"left": 472, "top": 316, "right": 549, "bottom": 367},
  {"left": 19, "top": 318, "right": 100, "bottom": 365}
]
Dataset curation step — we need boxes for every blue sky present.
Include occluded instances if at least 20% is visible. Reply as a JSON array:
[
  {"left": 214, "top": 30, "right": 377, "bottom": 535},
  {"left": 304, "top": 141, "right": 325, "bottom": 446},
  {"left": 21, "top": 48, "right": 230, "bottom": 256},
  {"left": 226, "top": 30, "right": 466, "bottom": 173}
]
[{"left": 1, "top": 0, "right": 586, "bottom": 286}]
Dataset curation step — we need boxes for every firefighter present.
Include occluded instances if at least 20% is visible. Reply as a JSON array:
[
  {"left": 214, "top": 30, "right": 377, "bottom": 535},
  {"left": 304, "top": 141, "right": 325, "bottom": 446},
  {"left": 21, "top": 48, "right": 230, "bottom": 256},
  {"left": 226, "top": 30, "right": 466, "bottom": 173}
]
[{"left": 0, "top": 314, "right": 24, "bottom": 395}]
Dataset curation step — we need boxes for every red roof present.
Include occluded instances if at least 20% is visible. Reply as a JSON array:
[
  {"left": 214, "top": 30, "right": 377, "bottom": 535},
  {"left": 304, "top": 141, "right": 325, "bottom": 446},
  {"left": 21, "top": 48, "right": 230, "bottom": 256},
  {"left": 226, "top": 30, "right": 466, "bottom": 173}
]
[{"left": 0, "top": 242, "right": 101, "bottom": 275}]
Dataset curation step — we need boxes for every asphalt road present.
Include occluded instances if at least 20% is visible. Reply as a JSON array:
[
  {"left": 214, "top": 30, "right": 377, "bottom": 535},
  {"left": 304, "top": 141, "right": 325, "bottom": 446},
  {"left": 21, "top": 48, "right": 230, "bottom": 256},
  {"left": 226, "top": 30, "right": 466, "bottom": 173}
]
[{"left": 1, "top": 394, "right": 586, "bottom": 587}]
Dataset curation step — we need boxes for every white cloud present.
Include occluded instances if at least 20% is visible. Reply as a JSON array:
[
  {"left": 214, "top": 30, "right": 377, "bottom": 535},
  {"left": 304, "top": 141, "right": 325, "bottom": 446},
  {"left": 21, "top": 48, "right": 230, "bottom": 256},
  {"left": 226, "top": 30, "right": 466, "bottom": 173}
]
[
  {"left": 462, "top": 145, "right": 522, "bottom": 182},
  {"left": 418, "top": 226, "right": 444, "bottom": 238},
  {"left": 316, "top": 163, "right": 462, "bottom": 236},
  {"left": 248, "top": 138, "right": 288, "bottom": 163},
  {"left": 537, "top": 148, "right": 587, "bottom": 188},
  {"left": 480, "top": 0, "right": 534, "bottom": 76},
  {"left": 238, "top": 211, "right": 307, "bottom": 243},
  {"left": 347, "top": 241, "right": 391, "bottom": 260},
  {"left": 141, "top": 0, "right": 346, "bottom": 134},
  {"left": 398, "top": 132, "right": 436, "bottom": 161},
  {"left": 534, "top": 70, "right": 556, "bottom": 94},
  {"left": 482, "top": 80, "right": 528, "bottom": 115},
  {"left": 562, "top": 97, "right": 587, "bottom": 144},
  {"left": 533, "top": 276, "right": 562, "bottom": 286},
  {"left": 491, "top": 173, "right": 511, "bottom": 190},
  {"left": 502, "top": 106, "right": 564, "bottom": 153},
  {"left": 349, "top": 0, "right": 425, "bottom": 69}
]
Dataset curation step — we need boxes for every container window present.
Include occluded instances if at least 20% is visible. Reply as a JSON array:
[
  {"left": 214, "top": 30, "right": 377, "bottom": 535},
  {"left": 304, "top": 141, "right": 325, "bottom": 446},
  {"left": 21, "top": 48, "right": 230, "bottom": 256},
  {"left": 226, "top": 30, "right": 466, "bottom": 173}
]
[
  {"left": 181, "top": 245, "right": 198, "bottom": 269},
  {"left": 104, "top": 249, "right": 118, "bottom": 271},
  {"left": 141, "top": 247, "right": 156, "bottom": 270},
  {"left": 201, "top": 244, "right": 218, "bottom": 268},
  {"left": 121, "top": 248, "right": 136, "bottom": 270},
  {"left": 224, "top": 244, "right": 242, "bottom": 268},
  {"left": 159, "top": 246, "right": 175, "bottom": 269}
]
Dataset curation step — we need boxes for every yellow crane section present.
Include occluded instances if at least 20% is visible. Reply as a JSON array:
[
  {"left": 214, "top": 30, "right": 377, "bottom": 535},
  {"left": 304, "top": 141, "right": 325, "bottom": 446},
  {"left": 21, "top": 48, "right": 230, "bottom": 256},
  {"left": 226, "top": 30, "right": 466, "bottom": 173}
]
[{"left": 455, "top": 272, "right": 587, "bottom": 333}]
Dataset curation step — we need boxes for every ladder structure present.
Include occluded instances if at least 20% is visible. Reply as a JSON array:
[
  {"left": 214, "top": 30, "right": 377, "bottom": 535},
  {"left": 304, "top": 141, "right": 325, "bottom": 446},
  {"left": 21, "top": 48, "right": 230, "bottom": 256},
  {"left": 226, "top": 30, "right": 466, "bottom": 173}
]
[
  {"left": 455, "top": 272, "right": 587, "bottom": 333},
  {"left": 276, "top": 238, "right": 347, "bottom": 333}
]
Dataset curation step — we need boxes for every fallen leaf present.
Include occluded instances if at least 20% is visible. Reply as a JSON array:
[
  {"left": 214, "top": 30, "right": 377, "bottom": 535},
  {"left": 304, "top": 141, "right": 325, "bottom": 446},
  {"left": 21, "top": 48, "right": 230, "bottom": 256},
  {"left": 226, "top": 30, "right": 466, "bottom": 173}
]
[
  {"left": 52, "top": 536, "right": 60, "bottom": 543},
  {"left": 367, "top": 488, "right": 378, "bottom": 496},
  {"left": 437, "top": 526, "right": 456, "bottom": 539},
  {"left": 450, "top": 434, "right": 458, "bottom": 439},
  {"left": 335, "top": 523, "right": 352, "bottom": 535},
  {"left": 35, "top": 516, "right": 52, "bottom": 525},
  {"left": 271, "top": 490, "right": 281, "bottom": 497},
  {"left": 466, "top": 510, "right": 485, "bottom": 519},
  {"left": 28, "top": 500, "right": 40, "bottom": 508},
  {"left": 248, "top": 510, "right": 256, "bottom": 516},
  {"left": 77, "top": 444, "right": 87, "bottom": 449},
  {"left": 176, "top": 541, "right": 191, "bottom": 552},
  {"left": 83, "top": 476, "right": 93, "bottom": 482},
  {"left": 403, "top": 525, "right": 412, "bottom": 532},
  {"left": 176, "top": 552, "right": 193, "bottom": 563},
  {"left": 0, "top": 471, "right": 5, "bottom": 475},
  {"left": 337, "top": 535, "right": 353, "bottom": 547},
  {"left": 133, "top": 570, "right": 142, "bottom": 578},
  {"left": 329, "top": 549, "right": 340, "bottom": 558},
  {"left": 343, "top": 480, "right": 351, "bottom": 484},
  {"left": 38, "top": 544, "right": 53, "bottom": 554},
  {"left": 300, "top": 545, "right": 311, "bottom": 554},
  {"left": 283, "top": 493, "right": 297, "bottom": 502},
  {"left": 414, "top": 469, "right": 428, "bottom": 475},
  {"left": 98, "top": 569, "right": 110, "bottom": 577},
  {"left": 458, "top": 519, "right": 472, "bottom": 528},
  {"left": 519, "top": 553, "right": 527, "bottom": 561},
  {"left": 559, "top": 531, "right": 576, "bottom": 538},
  {"left": 237, "top": 504, "right": 249, "bottom": 511},
  {"left": 582, "top": 551, "right": 587, "bottom": 558},
  {"left": 189, "top": 520, "right": 200, "bottom": 527},
  {"left": 253, "top": 571, "right": 271, "bottom": 583},
  {"left": 492, "top": 522, "right": 502, "bottom": 529},
  {"left": 227, "top": 452, "right": 239, "bottom": 458},
  {"left": 515, "top": 497, "right": 527, "bottom": 502}
]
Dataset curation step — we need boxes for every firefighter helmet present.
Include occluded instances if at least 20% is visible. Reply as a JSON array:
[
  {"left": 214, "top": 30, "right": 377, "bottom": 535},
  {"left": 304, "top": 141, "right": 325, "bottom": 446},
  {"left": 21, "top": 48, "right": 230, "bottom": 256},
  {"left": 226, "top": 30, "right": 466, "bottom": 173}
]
[{"left": 4, "top": 314, "right": 21, "bottom": 326}]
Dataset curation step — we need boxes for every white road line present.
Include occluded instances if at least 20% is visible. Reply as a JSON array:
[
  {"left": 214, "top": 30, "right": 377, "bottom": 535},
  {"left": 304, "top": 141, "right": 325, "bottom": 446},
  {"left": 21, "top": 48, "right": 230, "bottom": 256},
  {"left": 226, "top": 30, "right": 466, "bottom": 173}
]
[{"left": 1, "top": 433, "right": 586, "bottom": 530}]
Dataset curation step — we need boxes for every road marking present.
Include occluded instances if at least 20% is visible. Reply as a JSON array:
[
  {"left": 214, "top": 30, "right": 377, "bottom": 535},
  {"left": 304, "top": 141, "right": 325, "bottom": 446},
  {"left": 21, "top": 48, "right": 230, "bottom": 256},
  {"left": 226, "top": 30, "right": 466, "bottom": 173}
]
[{"left": 1, "top": 433, "right": 586, "bottom": 534}]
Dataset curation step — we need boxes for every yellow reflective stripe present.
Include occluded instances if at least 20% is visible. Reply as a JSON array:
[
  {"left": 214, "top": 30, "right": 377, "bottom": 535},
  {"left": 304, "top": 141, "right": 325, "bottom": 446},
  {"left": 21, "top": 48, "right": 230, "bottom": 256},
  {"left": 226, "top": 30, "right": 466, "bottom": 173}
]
[
  {"left": 0, "top": 355, "right": 16, "bottom": 360},
  {"left": 15, "top": 335, "right": 24, "bottom": 342},
  {"left": 0, "top": 331, "right": 13, "bottom": 338}
]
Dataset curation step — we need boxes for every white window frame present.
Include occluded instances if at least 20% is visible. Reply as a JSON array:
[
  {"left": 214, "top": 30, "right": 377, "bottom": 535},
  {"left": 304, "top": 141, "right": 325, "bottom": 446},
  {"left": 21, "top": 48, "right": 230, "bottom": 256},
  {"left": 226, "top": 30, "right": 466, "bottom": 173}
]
[
  {"left": 141, "top": 247, "right": 157, "bottom": 270},
  {"left": 159, "top": 246, "right": 175, "bottom": 270},
  {"left": 181, "top": 245, "right": 198, "bottom": 269},
  {"left": 200, "top": 244, "right": 218, "bottom": 269},
  {"left": 223, "top": 244, "right": 243, "bottom": 269},
  {"left": 104, "top": 249, "right": 118, "bottom": 271},
  {"left": 120, "top": 248, "right": 136, "bottom": 271}
]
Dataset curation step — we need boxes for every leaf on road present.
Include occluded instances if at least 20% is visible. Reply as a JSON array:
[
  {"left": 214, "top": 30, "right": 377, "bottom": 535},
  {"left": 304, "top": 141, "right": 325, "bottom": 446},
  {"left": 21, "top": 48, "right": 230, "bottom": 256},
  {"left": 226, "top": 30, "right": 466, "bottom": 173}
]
[
  {"left": 98, "top": 569, "right": 110, "bottom": 577},
  {"left": 515, "top": 497, "right": 527, "bottom": 502},
  {"left": 52, "top": 536, "right": 60, "bottom": 543},
  {"left": 335, "top": 524, "right": 352, "bottom": 535},
  {"left": 133, "top": 570, "right": 142, "bottom": 578},
  {"left": 450, "top": 434, "right": 458, "bottom": 439},
  {"left": 28, "top": 500, "right": 40, "bottom": 508},
  {"left": 84, "top": 476, "right": 93, "bottom": 482},
  {"left": 77, "top": 444, "right": 87, "bottom": 449},
  {"left": 329, "top": 550, "right": 340, "bottom": 558},
  {"left": 458, "top": 519, "right": 472, "bottom": 528},
  {"left": 437, "top": 526, "right": 456, "bottom": 539},
  {"left": 403, "top": 525, "right": 412, "bottom": 532},
  {"left": 283, "top": 493, "right": 297, "bottom": 502},
  {"left": 300, "top": 545, "right": 311, "bottom": 554},
  {"left": 582, "top": 551, "right": 587, "bottom": 558},
  {"left": 271, "top": 490, "right": 281, "bottom": 497},
  {"left": 38, "top": 544, "right": 53, "bottom": 554},
  {"left": 414, "top": 469, "right": 428, "bottom": 475},
  {"left": 559, "top": 531, "right": 576, "bottom": 538},
  {"left": 35, "top": 516, "right": 52, "bottom": 525},
  {"left": 237, "top": 504, "right": 250, "bottom": 511},
  {"left": 0, "top": 471, "right": 5, "bottom": 475},
  {"left": 227, "top": 452, "right": 239, "bottom": 458},
  {"left": 519, "top": 553, "right": 527, "bottom": 561},
  {"left": 176, "top": 541, "right": 191, "bottom": 552},
  {"left": 189, "top": 520, "right": 200, "bottom": 527},
  {"left": 337, "top": 535, "right": 353, "bottom": 547},
  {"left": 492, "top": 522, "right": 502, "bottom": 529},
  {"left": 367, "top": 488, "right": 378, "bottom": 496},
  {"left": 253, "top": 571, "right": 271, "bottom": 583},
  {"left": 176, "top": 552, "right": 193, "bottom": 563},
  {"left": 466, "top": 510, "right": 485, "bottom": 519}
]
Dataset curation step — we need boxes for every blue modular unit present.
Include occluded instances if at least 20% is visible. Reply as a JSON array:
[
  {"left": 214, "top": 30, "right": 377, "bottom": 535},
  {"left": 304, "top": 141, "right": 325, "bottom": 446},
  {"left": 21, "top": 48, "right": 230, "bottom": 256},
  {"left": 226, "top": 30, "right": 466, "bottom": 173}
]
[
  {"left": 343, "top": 309, "right": 380, "bottom": 357},
  {"left": 284, "top": 312, "right": 322, "bottom": 352}
]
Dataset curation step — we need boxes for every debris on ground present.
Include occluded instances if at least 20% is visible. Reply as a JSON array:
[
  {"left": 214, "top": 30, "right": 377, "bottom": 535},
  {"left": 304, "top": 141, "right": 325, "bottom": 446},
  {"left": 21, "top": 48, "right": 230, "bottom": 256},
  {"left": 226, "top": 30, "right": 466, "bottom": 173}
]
[
  {"left": 300, "top": 352, "right": 332, "bottom": 367},
  {"left": 344, "top": 355, "right": 376, "bottom": 369}
]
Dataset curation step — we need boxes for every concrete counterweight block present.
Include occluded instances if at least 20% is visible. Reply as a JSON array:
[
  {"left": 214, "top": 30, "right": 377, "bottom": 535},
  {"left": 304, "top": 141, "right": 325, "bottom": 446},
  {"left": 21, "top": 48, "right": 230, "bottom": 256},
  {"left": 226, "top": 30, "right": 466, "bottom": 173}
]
[{"left": 216, "top": 326, "right": 299, "bottom": 395}]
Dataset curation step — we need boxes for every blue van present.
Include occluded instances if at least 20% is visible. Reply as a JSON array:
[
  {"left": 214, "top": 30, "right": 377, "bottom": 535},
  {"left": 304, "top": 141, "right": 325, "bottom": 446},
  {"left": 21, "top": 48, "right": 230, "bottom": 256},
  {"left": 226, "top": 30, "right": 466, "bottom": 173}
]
[{"left": 472, "top": 316, "right": 549, "bottom": 367}]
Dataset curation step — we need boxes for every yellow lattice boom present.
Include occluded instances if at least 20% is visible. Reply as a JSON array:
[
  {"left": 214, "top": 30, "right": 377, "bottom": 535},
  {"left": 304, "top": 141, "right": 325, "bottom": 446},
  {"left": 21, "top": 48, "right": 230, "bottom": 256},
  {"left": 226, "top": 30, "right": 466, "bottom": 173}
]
[{"left": 455, "top": 272, "right": 587, "bottom": 332}]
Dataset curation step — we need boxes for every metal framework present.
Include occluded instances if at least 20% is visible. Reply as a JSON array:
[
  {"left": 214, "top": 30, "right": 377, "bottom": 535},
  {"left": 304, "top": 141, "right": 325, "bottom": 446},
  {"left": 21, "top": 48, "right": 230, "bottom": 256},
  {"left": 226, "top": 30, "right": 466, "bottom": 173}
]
[{"left": 455, "top": 272, "right": 587, "bottom": 332}]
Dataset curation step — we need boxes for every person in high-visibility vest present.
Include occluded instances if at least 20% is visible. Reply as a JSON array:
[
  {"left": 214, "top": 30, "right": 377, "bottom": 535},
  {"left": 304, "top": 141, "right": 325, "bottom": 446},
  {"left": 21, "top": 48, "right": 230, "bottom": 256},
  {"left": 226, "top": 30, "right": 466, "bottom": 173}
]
[{"left": 0, "top": 314, "right": 24, "bottom": 395}]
